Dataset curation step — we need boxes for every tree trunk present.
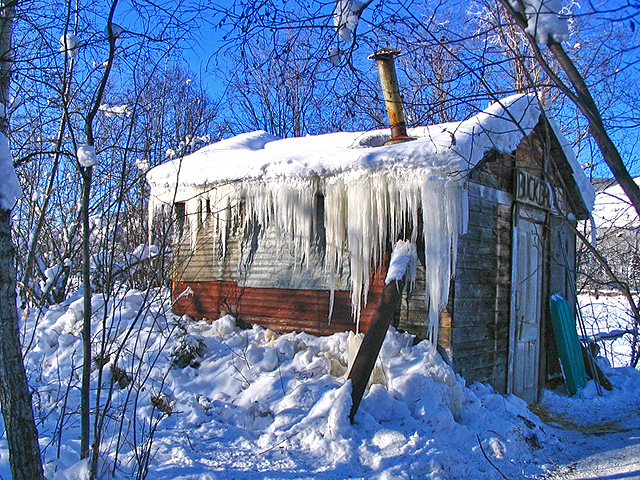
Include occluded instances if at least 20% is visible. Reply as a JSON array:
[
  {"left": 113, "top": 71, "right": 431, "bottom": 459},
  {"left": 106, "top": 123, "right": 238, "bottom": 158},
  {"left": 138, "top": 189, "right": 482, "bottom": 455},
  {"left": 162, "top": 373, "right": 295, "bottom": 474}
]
[
  {"left": 0, "top": 210, "right": 44, "bottom": 480},
  {"left": 546, "top": 40, "right": 640, "bottom": 219},
  {"left": 0, "top": 1, "right": 44, "bottom": 478},
  {"left": 80, "top": 166, "right": 92, "bottom": 459}
]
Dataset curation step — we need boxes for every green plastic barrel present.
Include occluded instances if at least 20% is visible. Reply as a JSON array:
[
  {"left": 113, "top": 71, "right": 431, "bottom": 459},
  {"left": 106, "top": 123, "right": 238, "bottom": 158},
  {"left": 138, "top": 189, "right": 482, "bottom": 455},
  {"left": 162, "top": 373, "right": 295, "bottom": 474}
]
[{"left": 549, "top": 294, "right": 587, "bottom": 395}]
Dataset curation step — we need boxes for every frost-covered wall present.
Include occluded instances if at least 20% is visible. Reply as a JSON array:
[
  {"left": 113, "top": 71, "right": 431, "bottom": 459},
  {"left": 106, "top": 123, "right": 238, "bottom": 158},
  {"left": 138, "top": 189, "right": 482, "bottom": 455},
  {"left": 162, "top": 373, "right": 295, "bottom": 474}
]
[{"left": 147, "top": 94, "right": 594, "bottom": 344}]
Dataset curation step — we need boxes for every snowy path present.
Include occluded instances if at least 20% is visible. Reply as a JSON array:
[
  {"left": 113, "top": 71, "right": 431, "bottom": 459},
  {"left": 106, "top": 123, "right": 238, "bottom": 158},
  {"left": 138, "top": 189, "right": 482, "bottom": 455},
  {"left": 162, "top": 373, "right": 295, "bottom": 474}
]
[{"left": 538, "top": 391, "right": 640, "bottom": 480}]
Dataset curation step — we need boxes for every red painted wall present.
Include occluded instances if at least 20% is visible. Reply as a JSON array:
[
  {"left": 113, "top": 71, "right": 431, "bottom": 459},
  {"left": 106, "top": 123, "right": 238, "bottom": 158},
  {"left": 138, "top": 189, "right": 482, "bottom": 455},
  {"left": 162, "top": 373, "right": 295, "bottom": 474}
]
[{"left": 172, "top": 274, "right": 386, "bottom": 335}]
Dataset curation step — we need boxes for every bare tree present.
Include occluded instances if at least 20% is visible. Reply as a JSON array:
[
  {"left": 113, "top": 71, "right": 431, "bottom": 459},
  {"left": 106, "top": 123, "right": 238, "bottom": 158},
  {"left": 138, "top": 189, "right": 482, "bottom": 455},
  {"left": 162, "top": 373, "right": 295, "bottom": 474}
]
[
  {"left": 6, "top": 1, "right": 221, "bottom": 477},
  {"left": 497, "top": 0, "right": 640, "bottom": 218},
  {"left": 0, "top": 0, "right": 45, "bottom": 478}
]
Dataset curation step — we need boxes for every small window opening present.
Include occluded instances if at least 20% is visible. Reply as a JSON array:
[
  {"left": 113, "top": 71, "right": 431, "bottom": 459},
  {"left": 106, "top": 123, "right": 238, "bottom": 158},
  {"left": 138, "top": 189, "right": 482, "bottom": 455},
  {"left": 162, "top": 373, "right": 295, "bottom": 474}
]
[
  {"left": 174, "top": 202, "right": 185, "bottom": 238},
  {"left": 314, "top": 194, "right": 326, "bottom": 254}
]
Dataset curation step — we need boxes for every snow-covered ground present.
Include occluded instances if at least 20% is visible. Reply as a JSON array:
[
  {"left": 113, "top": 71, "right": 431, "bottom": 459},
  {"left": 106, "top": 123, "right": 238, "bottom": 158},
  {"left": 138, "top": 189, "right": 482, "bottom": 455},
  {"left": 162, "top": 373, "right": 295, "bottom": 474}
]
[
  {"left": 1, "top": 288, "right": 639, "bottom": 479},
  {"left": 578, "top": 293, "right": 637, "bottom": 368}
]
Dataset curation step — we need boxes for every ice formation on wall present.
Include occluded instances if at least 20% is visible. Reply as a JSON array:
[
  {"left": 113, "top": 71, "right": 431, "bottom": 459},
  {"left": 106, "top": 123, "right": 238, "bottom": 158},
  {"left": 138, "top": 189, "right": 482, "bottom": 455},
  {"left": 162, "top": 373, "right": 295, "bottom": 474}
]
[
  {"left": 147, "top": 94, "right": 594, "bottom": 344},
  {"left": 149, "top": 171, "right": 467, "bottom": 340}
]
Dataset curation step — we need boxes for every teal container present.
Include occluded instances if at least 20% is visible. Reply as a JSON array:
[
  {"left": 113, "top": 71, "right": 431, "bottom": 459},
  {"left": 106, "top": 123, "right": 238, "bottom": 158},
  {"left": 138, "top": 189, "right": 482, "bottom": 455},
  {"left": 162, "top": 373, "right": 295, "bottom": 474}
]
[{"left": 549, "top": 294, "right": 588, "bottom": 395}]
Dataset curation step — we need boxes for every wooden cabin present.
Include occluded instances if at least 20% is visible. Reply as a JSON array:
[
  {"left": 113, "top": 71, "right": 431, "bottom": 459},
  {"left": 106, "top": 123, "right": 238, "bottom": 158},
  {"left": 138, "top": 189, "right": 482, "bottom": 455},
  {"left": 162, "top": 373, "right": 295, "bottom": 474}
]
[{"left": 147, "top": 94, "right": 595, "bottom": 404}]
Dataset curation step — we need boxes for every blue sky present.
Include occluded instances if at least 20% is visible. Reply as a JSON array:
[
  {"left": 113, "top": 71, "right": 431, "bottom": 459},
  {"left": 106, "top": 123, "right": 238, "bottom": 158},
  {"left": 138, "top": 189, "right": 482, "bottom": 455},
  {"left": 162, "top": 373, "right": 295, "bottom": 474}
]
[{"left": 157, "top": 0, "right": 639, "bottom": 178}]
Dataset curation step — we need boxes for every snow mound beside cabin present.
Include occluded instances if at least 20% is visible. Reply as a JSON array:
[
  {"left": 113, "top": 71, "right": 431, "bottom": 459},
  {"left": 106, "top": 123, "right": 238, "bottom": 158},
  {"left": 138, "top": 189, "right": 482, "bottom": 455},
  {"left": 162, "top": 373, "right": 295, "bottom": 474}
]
[{"left": 7, "top": 289, "right": 572, "bottom": 480}]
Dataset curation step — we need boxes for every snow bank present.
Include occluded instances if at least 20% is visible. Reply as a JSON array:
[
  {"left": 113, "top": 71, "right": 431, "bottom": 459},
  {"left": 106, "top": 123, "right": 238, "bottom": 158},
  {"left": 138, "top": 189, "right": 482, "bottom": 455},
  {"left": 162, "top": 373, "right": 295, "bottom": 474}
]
[
  {"left": 0, "top": 131, "right": 20, "bottom": 210},
  {"left": 11, "top": 291, "right": 569, "bottom": 479}
]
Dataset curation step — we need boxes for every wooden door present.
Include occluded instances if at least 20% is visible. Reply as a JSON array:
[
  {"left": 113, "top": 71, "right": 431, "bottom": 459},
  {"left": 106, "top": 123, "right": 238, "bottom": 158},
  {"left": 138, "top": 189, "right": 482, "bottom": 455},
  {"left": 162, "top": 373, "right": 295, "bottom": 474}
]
[{"left": 509, "top": 208, "right": 544, "bottom": 404}]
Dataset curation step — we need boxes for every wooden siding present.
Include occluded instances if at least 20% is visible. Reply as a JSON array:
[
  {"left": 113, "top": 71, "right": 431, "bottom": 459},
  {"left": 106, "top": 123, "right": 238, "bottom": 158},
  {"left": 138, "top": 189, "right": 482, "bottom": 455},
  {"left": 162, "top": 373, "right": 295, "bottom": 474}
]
[
  {"left": 449, "top": 183, "right": 513, "bottom": 393},
  {"left": 172, "top": 272, "right": 385, "bottom": 336},
  {"left": 173, "top": 208, "right": 350, "bottom": 291},
  {"left": 172, "top": 215, "right": 243, "bottom": 283},
  {"left": 394, "top": 183, "right": 513, "bottom": 392}
]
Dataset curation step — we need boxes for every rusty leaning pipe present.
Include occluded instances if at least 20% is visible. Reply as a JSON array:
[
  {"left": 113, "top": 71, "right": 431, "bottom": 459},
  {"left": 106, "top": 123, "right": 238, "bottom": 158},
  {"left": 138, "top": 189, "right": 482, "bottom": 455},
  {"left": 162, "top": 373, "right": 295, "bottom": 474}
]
[{"left": 369, "top": 48, "right": 413, "bottom": 144}]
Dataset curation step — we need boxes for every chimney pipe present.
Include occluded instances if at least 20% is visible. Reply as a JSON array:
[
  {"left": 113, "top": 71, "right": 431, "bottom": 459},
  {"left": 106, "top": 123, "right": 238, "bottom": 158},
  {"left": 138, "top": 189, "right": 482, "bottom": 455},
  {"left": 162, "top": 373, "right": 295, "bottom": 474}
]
[{"left": 369, "top": 48, "right": 413, "bottom": 145}]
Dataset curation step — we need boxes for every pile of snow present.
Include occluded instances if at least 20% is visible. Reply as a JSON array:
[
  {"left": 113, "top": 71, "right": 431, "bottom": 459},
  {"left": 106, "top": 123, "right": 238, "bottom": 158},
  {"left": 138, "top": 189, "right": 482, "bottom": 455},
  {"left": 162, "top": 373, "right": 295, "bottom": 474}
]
[
  {"left": 333, "top": 0, "right": 367, "bottom": 42},
  {"left": 59, "top": 33, "right": 80, "bottom": 58},
  {"left": 99, "top": 104, "right": 131, "bottom": 117},
  {"left": 0, "top": 131, "right": 21, "bottom": 210},
  {"left": 77, "top": 144, "right": 98, "bottom": 167},
  {"left": 4, "top": 289, "right": 575, "bottom": 479},
  {"left": 135, "top": 158, "right": 150, "bottom": 172},
  {"left": 2, "top": 289, "right": 639, "bottom": 479},
  {"left": 384, "top": 240, "right": 418, "bottom": 285}
]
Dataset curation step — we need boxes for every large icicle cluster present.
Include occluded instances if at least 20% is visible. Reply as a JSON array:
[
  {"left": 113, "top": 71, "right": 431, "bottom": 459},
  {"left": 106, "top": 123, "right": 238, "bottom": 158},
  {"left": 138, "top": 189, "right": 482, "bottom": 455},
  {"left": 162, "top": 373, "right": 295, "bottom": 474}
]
[{"left": 150, "top": 170, "right": 467, "bottom": 343}]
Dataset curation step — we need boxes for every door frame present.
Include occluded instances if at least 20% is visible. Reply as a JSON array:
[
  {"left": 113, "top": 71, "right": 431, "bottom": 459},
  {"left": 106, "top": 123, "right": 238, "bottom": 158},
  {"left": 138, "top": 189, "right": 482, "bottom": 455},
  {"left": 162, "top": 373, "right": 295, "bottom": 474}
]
[{"left": 507, "top": 203, "right": 547, "bottom": 403}]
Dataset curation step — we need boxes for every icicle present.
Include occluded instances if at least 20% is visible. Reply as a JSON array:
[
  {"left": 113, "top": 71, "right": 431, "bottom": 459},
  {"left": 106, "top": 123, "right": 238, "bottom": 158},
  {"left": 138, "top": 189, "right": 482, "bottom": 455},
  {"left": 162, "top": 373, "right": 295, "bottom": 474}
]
[
  {"left": 420, "top": 175, "right": 467, "bottom": 347},
  {"left": 205, "top": 184, "right": 236, "bottom": 261},
  {"left": 147, "top": 195, "right": 158, "bottom": 246},
  {"left": 242, "top": 178, "right": 317, "bottom": 266},
  {"left": 220, "top": 194, "right": 231, "bottom": 258},
  {"left": 157, "top": 167, "right": 467, "bottom": 346},
  {"left": 324, "top": 177, "right": 348, "bottom": 320}
]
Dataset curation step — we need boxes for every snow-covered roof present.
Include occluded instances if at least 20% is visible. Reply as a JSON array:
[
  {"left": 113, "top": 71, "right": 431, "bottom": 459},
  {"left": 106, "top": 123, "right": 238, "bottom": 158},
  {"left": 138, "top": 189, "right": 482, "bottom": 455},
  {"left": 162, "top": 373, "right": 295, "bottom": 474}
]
[{"left": 147, "top": 94, "right": 594, "bottom": 212}]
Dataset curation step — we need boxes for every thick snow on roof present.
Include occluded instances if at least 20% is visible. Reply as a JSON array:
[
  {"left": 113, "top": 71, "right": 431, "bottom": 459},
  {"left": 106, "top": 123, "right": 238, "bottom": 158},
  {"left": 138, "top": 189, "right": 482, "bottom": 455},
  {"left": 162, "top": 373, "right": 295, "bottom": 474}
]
[{"left": 147, "top": 94, "right": 592, "bottom": 211}]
